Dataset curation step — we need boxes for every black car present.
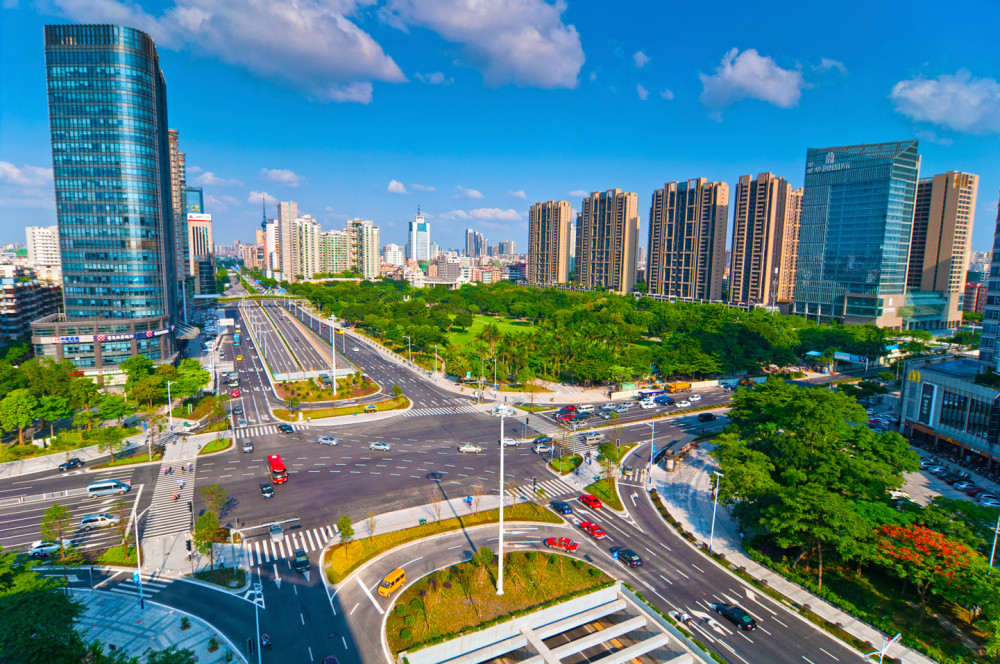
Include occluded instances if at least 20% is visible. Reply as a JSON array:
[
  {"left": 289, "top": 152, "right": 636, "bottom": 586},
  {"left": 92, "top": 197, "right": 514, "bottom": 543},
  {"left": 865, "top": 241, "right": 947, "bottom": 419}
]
[
  {"left": 58, "top": 458, "right": 84, "bottom": 472},
  {"left": 293, "top": 549, "right": 310, "bottom": 572},
  {"left": 939, "top": 472, "right": 965, "bottom": 485},
  {"left": 697, "top": 413, "right": 717, "bottom": 422},
  {"left": 573, "top": 412, "right": 590, "bottom": 421},
  {"left": 534, "top": 436, "right": 554, "bottom": 445},
  {"left": 610, "top": 546, "right": 642, "bottom": 567},
  {"left": 278, "top": 424, "right": 294, "bottom": 434},
  {"left": 550, "top": 500, "right": 573, "bottom": 515},
  {"left": 260, "top": 482, "right": 274, "bottom": 498},
  {"left": 714, "top": 604, "right": 757, "bottom": 631}
]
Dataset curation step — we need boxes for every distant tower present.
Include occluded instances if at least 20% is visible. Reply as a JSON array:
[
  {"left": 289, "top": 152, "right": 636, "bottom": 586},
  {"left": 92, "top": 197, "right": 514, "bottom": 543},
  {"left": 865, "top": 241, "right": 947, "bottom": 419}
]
[{"left": 261, "top": 195, "right": 267, "bottom": 232}]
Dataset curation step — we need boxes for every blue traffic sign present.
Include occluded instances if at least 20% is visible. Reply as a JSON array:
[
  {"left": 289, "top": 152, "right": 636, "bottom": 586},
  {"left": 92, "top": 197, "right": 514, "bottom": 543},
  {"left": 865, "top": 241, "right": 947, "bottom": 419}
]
[{"left": 611, "top": 549, "right": 619, "bottom": 561}]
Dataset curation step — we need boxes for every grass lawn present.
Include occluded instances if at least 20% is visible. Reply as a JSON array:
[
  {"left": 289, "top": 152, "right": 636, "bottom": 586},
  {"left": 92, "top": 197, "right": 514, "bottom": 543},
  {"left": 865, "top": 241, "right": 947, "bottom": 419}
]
[
  {"left": 275, "top": 376, "right": 378, "bottom": 403},
  {"left": 191, "top": 566, "right": 247, "bottom": 589},
  {"left": 499, "top": 384, "right": 552, "bottom": 393},
  {"left": 198, "top": 438, "right": 231, "bottom": 455},
  {"left": 584, "top": 478, "right": 623, "bottom": 511},
  {"left": 91, "top": 449, "right": 164, "bottom": 469},
  {"left": 0, "top": 426, "right": 141, "bottom": 463},
  {"left": 275, "top": 396, "right": 410, "bottom": 421},
  {"left": 96, "top": 544, "right": 138, "bottom": 566},
  {"left": 448, "top": 315, "right": 534, "bottom": 349},
  {"left": 549, "top": 455, "right": 582, "bottom": 475},
  {"left": 323, "top": 503, "right": 560, "bottom": 584},
  {"left": 171, "top": 395, "right": 218, "bottom": 420},
  {"left": 513, "top": 403, "right": 552, "bottom": 413},
  {"left": 387, "top": 551, "right": 612, "bottom": 655}
]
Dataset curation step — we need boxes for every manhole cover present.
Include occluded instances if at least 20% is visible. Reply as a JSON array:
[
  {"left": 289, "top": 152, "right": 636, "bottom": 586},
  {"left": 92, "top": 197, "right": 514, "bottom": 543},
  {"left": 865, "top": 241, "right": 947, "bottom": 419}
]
[{"left": 327, "top": 632, "right": 338, "bottom": 640}]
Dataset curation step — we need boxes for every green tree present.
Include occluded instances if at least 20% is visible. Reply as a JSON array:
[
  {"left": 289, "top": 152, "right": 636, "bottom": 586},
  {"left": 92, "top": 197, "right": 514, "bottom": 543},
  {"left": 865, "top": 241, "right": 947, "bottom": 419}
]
[
  {"left": 35, "top": 395, "right": 73, "bottom": 440},
  {"left": 40, "top": 504, "right": 81, "bottom": 565},
  {"left": 199, "top": 484, "right": 229, "bottom": 517},
  {"left": 132, "top": 375, "right": 165, "bottom": 409},
  {"left": 337, "top": 516, "right": 354, "bottom": 544},
  {"left": 452, "top": 311, "right": 475, "bottom": 330},
  {"left": 0, "top": 360, "right": 28, "bottom": 394},
  {"left": 120, "top": 355, "right": 154, "bottom": 391},
  {"left": 143, "top": 645, "right": 198, "bottom": 664},
  {"left": 193, "top": 511, "right": 221, "bottom": 570},
  {"left": 0, "top": 388, "right": 38, "bottom": 445},
  {"left": 68, "top": 377, "right": 100, "bottom": 430},
  {"left": 392, "top": 384, "right": 403, "bottom": 399},
  {"left": 20, "top": 357, "right": 76, "bottom": 398},
  {"left": 98, "top": 394, "right": 134, "bottom": 426}
]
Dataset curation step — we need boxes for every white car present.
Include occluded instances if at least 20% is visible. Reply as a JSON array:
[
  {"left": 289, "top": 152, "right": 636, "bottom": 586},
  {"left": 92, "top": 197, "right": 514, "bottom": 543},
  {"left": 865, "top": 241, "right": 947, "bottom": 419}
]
[
  {"left": 981, "top": 498, "right": 1000, "bottom": 509},
  {"left": 352, "top": 347, "right": 360, "bottom": 351},
  {"left": 28, "top": 539, "right": 75, "bottom": 558},
  {"left": 317, "top": 436, "right": 340, "bottom": 446},
  {"left": 498, "top": 438, "right": 520, "bottom": 447},
  {"left": 458, "top": 443, "right": 483, "bottom": 454},
  {"left": 675, "top": 401, "right": 692, "bottom": 408},
  {"left": 639, "top": 400, "right": 657, "bottom": 410},
  {"left": 369, "top": 441, "right": 391, "bottom": 452},
  {"left": 600, "top": 403, "right": 616, "bottom": 412},
  {"left": 689, "top": 394, "right": 702, "bottom": 402},
  {"left": 532, "top": 444, "right": 552, "bottom": 454}
]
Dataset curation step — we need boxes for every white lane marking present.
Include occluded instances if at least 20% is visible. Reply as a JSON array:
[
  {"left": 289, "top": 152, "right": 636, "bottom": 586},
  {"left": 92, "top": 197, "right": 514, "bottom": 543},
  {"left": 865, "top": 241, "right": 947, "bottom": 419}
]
[
  {"left": 818, "top": 648, "right": 839, "bottom": 660},
  {"left": 691, "top": 563, "right": 706, "bottom": 573},
  {"left": 357, "top": 577, "right": 384, "bottom": 615},
  {"left": 403, "top": 556, "right": 423, "bottom": 567}
]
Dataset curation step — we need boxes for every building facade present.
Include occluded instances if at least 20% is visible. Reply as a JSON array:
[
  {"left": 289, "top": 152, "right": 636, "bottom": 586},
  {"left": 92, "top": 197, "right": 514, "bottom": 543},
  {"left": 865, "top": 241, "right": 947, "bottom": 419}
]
[
  {"left": 647, "top": 179, "right": 728, "bottom": 301},
  {"left": 793, "top": 140, "right": 921, "bottom": 326},
  {"left": 33, "top": 24, "right": 178, "bottom": 369},
  {"left": 964, "top": 282, "right": 987, "bottom": 314},
  {"left": 528, "top": 200, "right": 572, "bottom": 287},
  {"left": 499, "top": 240, "right": 516, "bottom": 256},
  {"left": 183, "top": 186, "right": 203, "bottom": 215},
  {"left": 383, "top": 243, "right": 405, "bottom": 266},
  {"left": 186, "top": 214, "right": 213, "bottom": 276},
  {"left": 576, "top": 189, "right": 639, "bottom": 295},
  {"left": 319, "top": 229, "right": 349, "bottom": 274},
  {"left": 906, "top": 171, "right": 978, "bottom": 329},
  {"left": 168, "top": 129, "right": 187, "bottom": 285},
  {"left": 979, "top": 197, "right": 1000, "bottom": 371},
  {"left": 466, "top": 229, "right": 486, "bottom": 259},
  {"left": 25, "top": 225, "right": 61, "bottom": 268},
  {"left": 406, "top": 214, "right": 430, "bottom": 262},
  {"left": 775, "top": 188, "right": 803, "bottom": 303},
  {"left": 728, "top": 173, "right": 801, "bottom": 307},
  {"left": 276, "top": 200, "right": 297, "bottom": 282},
  {"left": 347, "top": 219, "right": 381, "bottom": 279},
  {"left": 0, "top": 265, "right": 62, "bottom": 339}
]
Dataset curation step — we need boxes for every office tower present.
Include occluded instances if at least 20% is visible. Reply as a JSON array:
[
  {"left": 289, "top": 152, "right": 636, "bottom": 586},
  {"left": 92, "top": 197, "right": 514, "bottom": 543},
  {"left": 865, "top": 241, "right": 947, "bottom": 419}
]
[
  {"left": 528, "top": 200, "right": 572, "bottom": 286},
  {"left": 637, "top": 246, "right": 645, "bottom": 266},
  {"left": 319, "top": 230, "right": 349, "bottom": 274},
  {"left": 429, "top": 242, "right": 440, "bottom": 260},
  {"left": 406, "top": 213, "right": 430, "bottom": 262},
  {"left": 576, "top": 189, "right": 640, "bottom": 294},
  {"left": 907, "top": 172, "right": 978, "bottom": 328},
  {"left": 383, "top": 244, "right": 405, "bottom": 266},
  {"left": 775, "top": 188, "right": 803, "bottom": 302},
  {"left": 729, "top": 173, "right": 799, "bottom": 307},
  {"left": 25, "top": 225, "right": 61, "bottom": 267},
  {"left": 347, "top": 219, "right": 381, "bottom": 279},
  {"left": 168, "top": 129, "right": 188, "bottom": 282},
  {"left": 277, "top": 201, "right": 298, "bottom": 281},
  {"left": 465, "top": 229, "right": 486, "bottom": 258},
  {"left": 793, "top": 140, "right": 920, "bottom": 325},
  {"left": 499, "top": 240, "right": 516, "bottom": 256},
  {"left": 186, "top": 213, "right": 213, "bottom": 296},
  {"left": 647, "top": 179, "right": 728, "bottom": 301},
  {"left": 980, "top": 197, "right": 1000, "bottom": 371},
  {"left": 264, "top": 221, "right": 278, "bottom": 273},
  {"left": 965, "top": 282, "right": 987, "bottom": 314},
  {"left": 183, "top": 186, "right": 203, "bottom": 214},
  {"left": 293, "top": 215, "right": 321, "bottom": 279},
  {"left": 32, "top": 24, "right": 177, "bottom": 370}
]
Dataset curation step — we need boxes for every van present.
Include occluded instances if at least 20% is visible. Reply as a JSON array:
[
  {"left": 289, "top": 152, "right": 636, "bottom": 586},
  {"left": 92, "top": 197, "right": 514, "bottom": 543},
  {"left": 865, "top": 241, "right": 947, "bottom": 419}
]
[
  {"left": 577, "top": 404, "right": 595, "bottom": 414},
  {"left": 378, "top": 568, "right": 406, "bottom": 597},
  {"left": 87, "top": 480, "right": 130, "bottom": 497},
  {"left": 80, "top": 513, "right": 121, "bottom": 531}
]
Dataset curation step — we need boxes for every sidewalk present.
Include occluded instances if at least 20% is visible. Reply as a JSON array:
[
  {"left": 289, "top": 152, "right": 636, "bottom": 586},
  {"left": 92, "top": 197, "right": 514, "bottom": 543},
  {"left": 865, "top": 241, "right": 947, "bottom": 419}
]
[
  {"left": 73, "top": 588, "right": 244, "bottom": 663},
  {"left": 655, "top": 443, "right": 935, "bottom": 664},
  {"left": 0, "top": 430, "right": 150, "bottom": 478}
]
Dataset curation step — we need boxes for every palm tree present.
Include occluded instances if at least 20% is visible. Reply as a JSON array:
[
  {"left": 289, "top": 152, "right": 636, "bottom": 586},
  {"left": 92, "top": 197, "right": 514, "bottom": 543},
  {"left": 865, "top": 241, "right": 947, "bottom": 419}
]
[{"left": 476, "top": 323, "right": 503, "bottom": 356}]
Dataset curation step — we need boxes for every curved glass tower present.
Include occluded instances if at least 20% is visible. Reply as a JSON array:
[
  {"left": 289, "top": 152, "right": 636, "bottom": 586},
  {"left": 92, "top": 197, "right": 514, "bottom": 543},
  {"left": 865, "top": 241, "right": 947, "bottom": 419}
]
[{"left": 32, "top": 24, "right": 177, "bottom": 369}]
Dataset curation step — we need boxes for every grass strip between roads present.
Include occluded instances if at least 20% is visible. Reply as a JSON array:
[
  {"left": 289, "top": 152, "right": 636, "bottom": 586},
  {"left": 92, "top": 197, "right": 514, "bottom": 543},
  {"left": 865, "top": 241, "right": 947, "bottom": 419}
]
[
  {"left": 197, "top": 438, "right": 231, "bottom": 455},
  {"left": 324, "top": 503, "right": 561, "bottom": 585},
  {"left": 274, "top": 396, "right": 410, "bottom": 421},
  {"left": 584, "top": 478, "right": 624, "bottom": 511},
  {"left": 549, "top": 455, "right": 582, "bottom": 475}
]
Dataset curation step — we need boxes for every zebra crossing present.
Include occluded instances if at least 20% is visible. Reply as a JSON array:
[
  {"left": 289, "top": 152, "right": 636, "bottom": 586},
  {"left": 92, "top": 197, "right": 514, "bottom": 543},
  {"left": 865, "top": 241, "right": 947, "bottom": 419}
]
[
  {"left": 142, "top": 461, "right": 196, "bottom": 539},
  {"left": 505, "top": 476, "right": 577, "bottom": 502},
  {"left": 248, "top": 524, "right": 339, "bottom": 565},
  {"left": 235, "top": 423, "right": 308, "bottom": 437},
  {"left": 106, "top": 574, "right": 170, "bottom": 598},
  {"left": 405, "top": 404, "right": 482, "bottom": 418}
]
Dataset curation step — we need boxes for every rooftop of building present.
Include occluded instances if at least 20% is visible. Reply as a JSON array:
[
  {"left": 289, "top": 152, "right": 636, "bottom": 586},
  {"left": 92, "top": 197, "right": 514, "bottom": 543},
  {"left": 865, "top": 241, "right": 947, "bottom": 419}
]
[{"left": 911, "top": 356, "right": 981, "bottom": 380}]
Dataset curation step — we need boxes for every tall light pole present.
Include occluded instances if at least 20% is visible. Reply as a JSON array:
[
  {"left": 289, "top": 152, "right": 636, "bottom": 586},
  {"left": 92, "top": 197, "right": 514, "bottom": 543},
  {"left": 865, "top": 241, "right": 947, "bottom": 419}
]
[
  {"left": 166, "top": 380, "right": 178, "bottom": 431},
  {"left": 133, "top": 504, "right": 151, "bottom": 610},
  {"left": 433, "top": 345, "right": 439, "bottom": 376},
  {"left": 644, "top": 420, "right": 655, "bottom": 485},
  {"left": 329, "top": 317, "right": 337, "bottom": 391},
  {"left": 989, "top": 512, "right": 1000, "bottom": 571},
  {"left": 708, "top": 471, "right": 724, "bottom": 554},
  {"left": 497, "top": 409, "right": 505, "bottom": 595},
  {"left": 403, "top": 335, "right": 412, "bottom": 366},
  {"left": 253, "top": 581, "right": 263, "bottom": 664},
  {"left": 493, "top": 358, "right": 498, "bottom": 394}
]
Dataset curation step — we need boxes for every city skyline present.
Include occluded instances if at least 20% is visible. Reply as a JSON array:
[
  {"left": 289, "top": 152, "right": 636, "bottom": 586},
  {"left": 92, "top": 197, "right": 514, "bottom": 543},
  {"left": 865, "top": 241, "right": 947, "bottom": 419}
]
[{"left": 1, "top": 2, "right": 999, "bottom": 253}]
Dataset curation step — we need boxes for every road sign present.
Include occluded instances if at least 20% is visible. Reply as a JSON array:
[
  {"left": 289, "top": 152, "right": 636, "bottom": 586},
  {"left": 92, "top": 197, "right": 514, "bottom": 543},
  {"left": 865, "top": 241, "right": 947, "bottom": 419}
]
[
  {"left": 611, "top": 550, "right": 619, "bottom": 561},
  {"left": 230, "top": 389, "right": 240, "bottom": 397},
  {"left": 142, "top": 421, "right": 148, "bottom": 431},
  {"left": 651, "top": 443, "right": 656, "bottom": 457}
]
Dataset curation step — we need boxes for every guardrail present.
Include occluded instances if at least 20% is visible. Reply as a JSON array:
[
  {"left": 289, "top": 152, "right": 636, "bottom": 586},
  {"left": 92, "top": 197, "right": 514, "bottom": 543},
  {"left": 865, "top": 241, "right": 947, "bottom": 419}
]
[{"left": 0, "top": 486, "right": 89, "bottom": 507}]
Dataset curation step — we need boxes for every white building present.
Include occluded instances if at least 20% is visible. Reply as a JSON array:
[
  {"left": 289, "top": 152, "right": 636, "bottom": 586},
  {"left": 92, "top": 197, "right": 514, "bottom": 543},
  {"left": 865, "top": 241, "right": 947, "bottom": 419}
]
[
  {"left": 347, "top": 219, "right": 381, "bottom": 280},
  {"left": 264, "top": 221, "right": 279, "bottom": 275},
  {"left": 293, "top": 215, "right": 321, "bottom": 279},
  {"left": 383, "top": 243, "right": 406, "bottom": 266},
  {"left": 406, "top": 214, "right": 430, "bottom": 262},
  {"left": 277, "top": 201, "right": 298, "bottom": 281},
  {"left": 320, "top": 230, "right": 349, "bottom": 274},
  {"left": 25, "top": 225, "right": 61, "bottom": 267},
  {"left": 186, "top": 213, "right": 213, "bottom": 277}
]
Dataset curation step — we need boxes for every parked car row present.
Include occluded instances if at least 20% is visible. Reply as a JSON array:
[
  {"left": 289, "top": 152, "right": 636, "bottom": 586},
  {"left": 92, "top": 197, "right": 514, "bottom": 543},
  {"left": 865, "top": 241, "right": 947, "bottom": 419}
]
[{"left": 921, "top": 458, "right": 1000, "bottom": 506}]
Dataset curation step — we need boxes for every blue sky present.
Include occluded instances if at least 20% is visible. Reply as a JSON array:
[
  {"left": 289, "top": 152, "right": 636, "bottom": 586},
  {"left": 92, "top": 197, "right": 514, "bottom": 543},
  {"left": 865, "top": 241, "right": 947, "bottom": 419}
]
[{"left": 2, "top": 0, "right": 999, "bottom": 253}]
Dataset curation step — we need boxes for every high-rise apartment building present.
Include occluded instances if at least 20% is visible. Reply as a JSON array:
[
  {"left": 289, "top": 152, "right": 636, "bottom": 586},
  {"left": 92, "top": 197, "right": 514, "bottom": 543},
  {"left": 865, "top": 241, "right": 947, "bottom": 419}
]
[
  {"left": 729, "top": 173, "right": 800, "bottom": 307},
  {"left": 293, "top": 215, "right": 321, "bottom": 279},
  {"left": 383, "top": 244, "right": 406, "bottom": 266},
  {"left": 794, "top": 140, "right": 920, "bottom": 325},
  {"left": 980, "top": 197, "right": 1000, "bottom": 371},
  {"left": 775, "top": 188, "right": 803, "bottom": 303},
  {"left": 528, "top": 200, "right": 572, "bottom": 286},
  {"left": 32, "top": 24, "right": 178, "bottom": 370},
  {"left": 907, "top": 172, "right": 978, "bottom": 328},
  {"left": 319, "top": 230, "right": 349, "bottom": 274},
  {"left": 347, "top": 219, "right": 381, "bottom": 279},
  {"left": 406, "top": 214, "right": 430, "bottom": 262},
  {"left": 168, "top": 129, "right": 188, "bottom": 284},
  {"left": 647, "top": 179, "right": 728, "bottom": 301},
  {"left": 576, "top": 189, "right": 640, "bottom": 294},
  {"left": 499, "top": 240, "right": 516, "bottom": 256},
  {"left": 277, "top": 201, "right": 298, "bottom": 281},
  {"left": 25, "top": 225, "right": 61, "bottom": 268},
  {"left": 465, "top": 229, "right": 487, "bottom": 258}
]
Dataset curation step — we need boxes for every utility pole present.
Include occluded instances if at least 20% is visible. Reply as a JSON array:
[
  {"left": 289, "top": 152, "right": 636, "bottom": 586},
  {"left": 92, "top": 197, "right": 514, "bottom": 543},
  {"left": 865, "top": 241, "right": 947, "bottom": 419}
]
[
  {"left": 497, "top": 410, "right": 505, "bottom": 595},
  {"left": 709, "top": 471, "right": 724, "bottom": 553}
]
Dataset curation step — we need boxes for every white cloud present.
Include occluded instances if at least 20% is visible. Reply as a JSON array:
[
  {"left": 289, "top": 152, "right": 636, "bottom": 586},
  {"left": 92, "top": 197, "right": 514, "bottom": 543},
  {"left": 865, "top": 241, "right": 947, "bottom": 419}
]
[
  {"left": 411, "top": 183, "right": 436, "bottom": 192},
  {"left": 636, "top": 84, "right": 649, "bottom": 100},
  {"left": 415, "top": 72, "right": 455, "bottom": 86},
  {"left": 890, "top": 70, "right": 1000, "bottom": 135},
  {"left": 915, "top": 130, "right": 954, "bottom": 146},
  {"left": 633, "top": 50, "right": 649, "bottom": 68},
  {"left": 43, "top": 0, "right": 406, "bottom": 103},
  {"left": 507, "top": 189, "right": 526, "bottom": 199},
  {"left": 187, "top": 164, "right": 203, "bottom": 174},
  {"left": 699, "top": 48, "right": 805, "bottom": 109},
  {"left": 440, "top": 209, "right": 471, "bottom": 220},
  {"left": 0, "top": 162, "right": 53, "bottom": 187},
  {"left": 454, "top": 185, "right": 484, "bottom": 199},
  {"left": 441, "top": 208, "right": 521, "bottom": 221},
  {"left": 248, "top": 190, "right": 277, "bottom": 205},
  {"left": 194, "top": 171, "right": 243, "bottom": 187},
  {"left": 568, "top": 189, "right": 588, "bottom": 197},
  {"left": 660, "top": 88, "right": 674, "bottom": 100},
  {"left": 383, "top": 0, "right": 584, "bottom": 89},
  {"left": 589, "top": 71, "right": 597, "bottom": 82},
  {"left": 261, "top": 168, "right": 304, "bottom": 187},
  {"left": 814, "top": 57, "right": 847, "bottom": 75},
  {"left": 387, "top": 179, "right": 408, "bottom": 194}
]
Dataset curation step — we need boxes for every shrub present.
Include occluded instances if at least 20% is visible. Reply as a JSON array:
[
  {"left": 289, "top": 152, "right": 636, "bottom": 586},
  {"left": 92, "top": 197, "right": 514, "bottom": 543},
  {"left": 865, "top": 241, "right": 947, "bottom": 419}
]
[
  {"left": 399, "top": 629, "right": 412, "bottom": 641},
  {"left": 589, "top": 568, "right": 601, "bottom": 577},
  {"left": 409, "top": 598, "right": 423, "bottom": 611},
  {"left": 394, "top": 605, "right": 408, "bottom": 617},
  {"left": 403, "top": 615, "right": 415, "bottom": 627},
  {"left": 573, "top": 560, "right": 584, "bottom": 569},
  {"left": 526, "top": 551, "right": 537, "bottom": 562}
]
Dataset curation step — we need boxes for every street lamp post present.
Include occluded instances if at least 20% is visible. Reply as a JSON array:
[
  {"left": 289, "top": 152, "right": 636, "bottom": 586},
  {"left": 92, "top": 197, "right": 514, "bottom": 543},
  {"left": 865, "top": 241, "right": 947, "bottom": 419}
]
[
  {"left": 645, "top": 420, "right": 655, "bottom": 485},
  {"left": 497, "top": 410, "right": 505, "bottom": 595},
  {"left": 708, "top": 471, "right": 724, "bottom": 554},
  {"left": 253, "top": 581, "right": 263, "bottom": 664},
  {"left": 166, "top": 380, "right": 178, "bottom": 431},
  {"left": 433, "top": 345, "right": 439, "bottom": 377},
  {"left": 493, "top": 358, "right": 498, "bottom": 394},
  {"left": 403, "top": 335, "right": 412, "bottom": 367},
  {"left": 133, "top": 504, "right": 151, "bottom": 610},
  {"left": 989, "top": 512, "right": 1000, "bottom": 571}
]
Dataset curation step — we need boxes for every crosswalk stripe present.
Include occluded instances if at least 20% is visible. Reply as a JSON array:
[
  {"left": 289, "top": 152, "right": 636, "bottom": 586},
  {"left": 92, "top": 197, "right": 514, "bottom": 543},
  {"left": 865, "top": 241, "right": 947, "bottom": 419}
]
[{"left": 305, "top": 529, "right": 317, "bottom": 550}]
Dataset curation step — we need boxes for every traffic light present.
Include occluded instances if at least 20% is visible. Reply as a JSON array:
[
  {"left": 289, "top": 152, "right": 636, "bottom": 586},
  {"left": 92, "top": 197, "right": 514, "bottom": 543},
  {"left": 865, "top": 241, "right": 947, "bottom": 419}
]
[
  {"left": 187, "top": 501, "right": 193, "bottom": 513},
  {"left": 186, "top": 539, "right": 192, "bottom": 551},
  {"left": 532, "top": 476, "right": 537, "bottom": 489}
]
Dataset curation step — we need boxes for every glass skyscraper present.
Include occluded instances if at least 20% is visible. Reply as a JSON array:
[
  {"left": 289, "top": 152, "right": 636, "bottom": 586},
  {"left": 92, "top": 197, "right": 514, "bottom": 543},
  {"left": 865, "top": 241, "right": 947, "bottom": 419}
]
[
  {"left": 31, "top": 24, "right": 178, "bottom": 369},
  {"left": 793, "top": 140, "right": 920, "bottom": 325}
]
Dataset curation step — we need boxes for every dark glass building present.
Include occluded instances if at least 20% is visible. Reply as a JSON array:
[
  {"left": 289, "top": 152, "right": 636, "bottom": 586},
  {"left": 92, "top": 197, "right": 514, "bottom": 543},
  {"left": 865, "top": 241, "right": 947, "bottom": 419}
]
[
  {"left": 793, "top": 140, "right": 920, "bottom": 325},
  {"left": 31, "top": 24, "right": 178, "bottom": 369}
]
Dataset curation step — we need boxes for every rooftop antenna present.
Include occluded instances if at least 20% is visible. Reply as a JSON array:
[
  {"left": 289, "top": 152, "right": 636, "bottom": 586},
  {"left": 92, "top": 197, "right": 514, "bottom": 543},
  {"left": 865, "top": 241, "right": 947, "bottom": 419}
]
[{"left": 417, "top": 204, "right": 421, "bottom": 217}]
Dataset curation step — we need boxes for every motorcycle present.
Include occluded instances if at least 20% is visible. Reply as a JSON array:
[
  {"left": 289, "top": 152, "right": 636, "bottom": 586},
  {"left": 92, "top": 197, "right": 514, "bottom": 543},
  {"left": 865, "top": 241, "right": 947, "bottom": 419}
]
[{"left": 261, "top": 634, "right": 272, "bottom": 649}]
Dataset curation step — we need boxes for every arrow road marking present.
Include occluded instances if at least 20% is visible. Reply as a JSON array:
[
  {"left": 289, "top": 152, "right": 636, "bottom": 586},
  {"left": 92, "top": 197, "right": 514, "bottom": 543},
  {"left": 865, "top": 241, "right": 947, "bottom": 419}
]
[{"left": 273, "top": 563, "right": 281, "bottom": 589}]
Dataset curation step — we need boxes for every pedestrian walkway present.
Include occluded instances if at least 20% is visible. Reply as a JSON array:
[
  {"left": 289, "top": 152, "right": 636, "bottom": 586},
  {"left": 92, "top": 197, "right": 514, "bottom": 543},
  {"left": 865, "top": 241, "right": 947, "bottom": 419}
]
[
  {"left": 404, "top": 403, "right": 482, "bottom": 418},
  {"left": 102, "top": 572, "right": 172, "bottom": 599},
  {"left": 143, "top": 461, "right": 196, "bottom": 539},
  {"left": 72, "top": 588, "right": 244, "bottom": 663},
  {"left": 235, "top": 423, "right": 307, "bottom": 437},
  {"left": 505, "top": 476, "right": 576, "bottom": 502},
  {"left": 247, "top": 524, "right": 338, "bottom": 565}
]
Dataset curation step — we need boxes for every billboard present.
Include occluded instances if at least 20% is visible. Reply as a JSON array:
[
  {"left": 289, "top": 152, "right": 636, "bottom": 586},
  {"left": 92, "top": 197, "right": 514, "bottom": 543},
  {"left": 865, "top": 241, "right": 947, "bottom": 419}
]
[
  {"left": 917, "top": 383, "right": 937, "bottom": 426},
  {"left": 833, "top": 351, "right": 866, "bottom": 363}
]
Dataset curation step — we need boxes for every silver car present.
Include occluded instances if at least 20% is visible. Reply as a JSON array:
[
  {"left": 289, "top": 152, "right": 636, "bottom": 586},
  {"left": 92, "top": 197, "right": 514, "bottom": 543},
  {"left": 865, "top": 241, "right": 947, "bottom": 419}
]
[
  {"left": 369, "top": 441, "right": 391, "bottom": 452},
  {"left": 318, "top": 436, "right": 340, "bottom": 446}
]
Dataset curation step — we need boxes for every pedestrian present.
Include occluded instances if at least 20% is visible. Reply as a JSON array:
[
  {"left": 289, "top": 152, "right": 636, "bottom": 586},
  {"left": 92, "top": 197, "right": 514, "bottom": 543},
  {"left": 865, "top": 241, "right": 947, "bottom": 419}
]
[
  {"left": 173, "top": 492, "right": 179, "bottom": 501},
  {"left": 188, "top": 463, "right": 193, "bottom": 472},
  {"left": 181, "top": 466, "right": 185, "bottom": 475}
]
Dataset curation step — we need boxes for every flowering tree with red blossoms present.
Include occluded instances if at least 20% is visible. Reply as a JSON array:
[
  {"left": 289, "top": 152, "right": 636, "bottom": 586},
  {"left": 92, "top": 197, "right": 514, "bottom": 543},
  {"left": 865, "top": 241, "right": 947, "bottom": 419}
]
[{"left": 878, "top": 524, "right": 974, "bottom": 623}]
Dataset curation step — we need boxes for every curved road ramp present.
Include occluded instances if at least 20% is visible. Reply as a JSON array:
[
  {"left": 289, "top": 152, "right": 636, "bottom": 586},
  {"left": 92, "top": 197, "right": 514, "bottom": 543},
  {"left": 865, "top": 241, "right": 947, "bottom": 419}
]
[{"left": 399, "top": 582, "right": 705, "bottom": 664}]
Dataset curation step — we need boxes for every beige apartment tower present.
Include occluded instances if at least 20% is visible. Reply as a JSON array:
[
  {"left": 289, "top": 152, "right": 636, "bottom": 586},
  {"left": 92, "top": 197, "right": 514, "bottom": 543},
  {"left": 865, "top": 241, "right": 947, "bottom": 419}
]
[
  {"left": 575, "top": 190, "right": 640, "bottom": 294},
  {"left": 647, "top": 179, "right": 729, "bottom": 301},
  {"left": 907, "top": 171, "right": 978, "bottom": 327},
  {"left": 167, "top": 129, "right": 187, "bottom": 284},
  {"left": 528, "top": 200, "right": 573, "bottom": 286},
  {"left": 729, "top": 173, "right": 803, "bottom": 307},
  {"left": 276, "top": 201, "right": 298, "bottom": 282}
]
